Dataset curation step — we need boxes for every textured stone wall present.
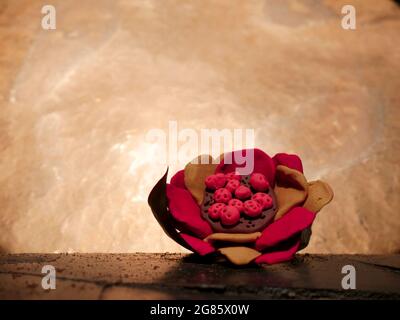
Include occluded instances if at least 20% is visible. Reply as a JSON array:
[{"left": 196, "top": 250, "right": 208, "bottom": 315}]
[{"left": 0, "top": 0, "right": 399, "bottom": 254}]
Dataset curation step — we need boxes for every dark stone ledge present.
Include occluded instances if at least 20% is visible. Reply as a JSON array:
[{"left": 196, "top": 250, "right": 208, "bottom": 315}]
[{"left": 0, "top": 253, "right": 399, "bottom": 299}]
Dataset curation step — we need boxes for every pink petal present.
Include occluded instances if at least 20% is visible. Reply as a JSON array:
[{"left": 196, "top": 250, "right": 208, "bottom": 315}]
[
  {"left": 255, "top": 238, "right": 301, "bottom": 265},
  {"left": 166, "top": 184, "right": 213, "bottom": 239},
  {"left": 255, "top": 207, "right": 315, "bottom": 251},
  {"left": 215, "top": 148, "right": 276, "bottom": 185},
  {"left": 272, "top": 153, "right": 303, "bottom": 173},
  {"left": 180, "top": 233, "right": 215, "bottom": 256},
  {"left": 170, "top": 170, "right": 186, "bottom": 189}
]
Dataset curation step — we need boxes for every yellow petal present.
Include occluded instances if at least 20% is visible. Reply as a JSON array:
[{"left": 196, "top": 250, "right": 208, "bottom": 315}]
[
  {"left": 303, "top": 180, "right": 334, "bottom": 213},
  {"left": 219, "top": 247, "right": 261, "bottom": 266},
  {"left": 204, "top": 232, "right": 261, "bottom": 244},
  {"left": 274, "top": 165, "right": 309, "bottom": 220},
  {"left": 184, "top": 154, "right": 219, "bottom": 205}
]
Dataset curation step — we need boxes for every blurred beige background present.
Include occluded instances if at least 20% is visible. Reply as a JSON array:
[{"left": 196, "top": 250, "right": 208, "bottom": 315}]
[{"left": 0, "top": 0, "right": 399, "bottom": 254}]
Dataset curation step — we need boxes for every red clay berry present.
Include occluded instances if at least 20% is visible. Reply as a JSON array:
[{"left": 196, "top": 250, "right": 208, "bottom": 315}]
[
  {"left": 214, "top": 173, "right": 227, "bottom": 189},
  {"left": 243, "top": 200, "right": 262, "bottom": 218},
  {"left": 225, "top": 179, "right": 240, "bottom": 193},
  {"left": 249, "top": 173, "right": 269, "bottom": 192},
  {"left": 220, "top": 205, "right": 241, "bottom": 226},
  {"left": 205, "top": 173, "right": 227, "bottom": 190},
  {"left": 252, "top": 192, "right": 273, "bottom": 209},
  {"left": 205, "top": 175, "right": 217, "bottom": 190},
  {"left": 208, "top": 203, "right": 226, "bottom": 220},
  {"left": 213, "top": 188, "right": 232, "bottom": 204},
  {"left": 225, "top": 172, "right": 241, "bottom": 181},
  {"left": 228, "top": 198, "right": 244, "bottom": 212},
  {"left": 235, "top": 185, "right": 252, "bottom": 200}
]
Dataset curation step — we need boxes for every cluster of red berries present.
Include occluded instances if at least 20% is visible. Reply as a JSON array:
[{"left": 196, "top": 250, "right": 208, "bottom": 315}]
[{"left": 205, "top": 172, "right": 273, "bottom": 226}]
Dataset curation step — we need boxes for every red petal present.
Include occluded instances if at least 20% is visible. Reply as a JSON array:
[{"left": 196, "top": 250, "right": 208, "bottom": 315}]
[
  {"left": 170, "top": 170, "right": 186, "bottom": 189},
  {"left": 255, "top": 238, "right": 301, "bottom": 265},
  {"left": 180, "top": 233, "right": 215, "bottom": 256},
  {"left": 255, "top": 207, "right": 315, "bottom": 251},
  {"left": 272, "top": 153, "right": 303, "bottom": 173},
  {"left": 166, "top": 184, "right": 213, "bottom": 239},
  {"left": 215, "top": 148, "right": 276, "bottom": 185}
]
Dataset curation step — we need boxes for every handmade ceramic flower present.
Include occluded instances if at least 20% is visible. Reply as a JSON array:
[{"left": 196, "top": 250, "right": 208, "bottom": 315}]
[{"left": 148, "top": 149, "right": 333, "bottom": 266}]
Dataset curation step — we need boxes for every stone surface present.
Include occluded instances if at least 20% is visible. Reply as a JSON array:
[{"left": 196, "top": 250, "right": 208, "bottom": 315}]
[
  {"left": 0, "top": 1, "right": 399, "bottom": 254},
  {"left": 1, "top": 253, "right": 400, "bottom": 299}
]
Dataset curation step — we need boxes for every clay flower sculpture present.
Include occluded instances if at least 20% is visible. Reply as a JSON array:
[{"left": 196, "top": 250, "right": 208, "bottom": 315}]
[{"left": 148, "top": 149, "right": 333, "bottom": 266}]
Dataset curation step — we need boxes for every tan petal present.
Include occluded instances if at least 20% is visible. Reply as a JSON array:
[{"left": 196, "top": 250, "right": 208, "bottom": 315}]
[
  {"left": 274, "top": 165, "right": 308, "bottom": 221},
  {"left": 219, "top": 246, "right": 261, "bottom": 266},
  {"left": 184, "top": 154, "right": 219, "bottom": 205},
  {"left": 303, "top": 180, "right": 334, "bottom": 213},
  {"left": 204, "top": 232, "right": 261, "bottom": 244}
]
